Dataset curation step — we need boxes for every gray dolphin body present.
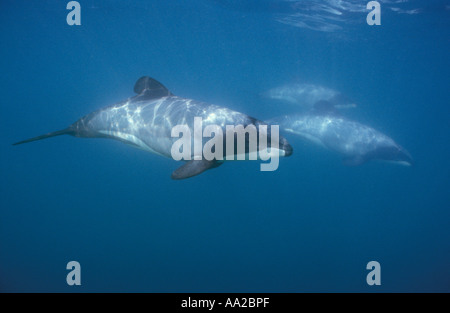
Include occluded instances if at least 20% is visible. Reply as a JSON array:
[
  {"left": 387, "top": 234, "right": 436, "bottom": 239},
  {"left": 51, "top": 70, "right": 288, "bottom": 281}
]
[
  {"left": 270, "top": 102, "right": 412, "bottom": 166},
  {"left": 264, "top": 83, "right": 357, "bottom": 110},
  {"left": 14, "top": 76, "right": 293, "bottom": 179}
]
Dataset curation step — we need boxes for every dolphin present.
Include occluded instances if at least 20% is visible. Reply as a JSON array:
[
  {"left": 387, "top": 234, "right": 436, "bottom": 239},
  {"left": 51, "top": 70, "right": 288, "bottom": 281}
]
[
  {"left": 14, "top": 76, "right": 293, "bottom": 179},
  {"left": 263, "top": 83, "right": 357, "bottom": 110},
  {"left": 269, "top": 101, "right": 413, "bottom": 166}
]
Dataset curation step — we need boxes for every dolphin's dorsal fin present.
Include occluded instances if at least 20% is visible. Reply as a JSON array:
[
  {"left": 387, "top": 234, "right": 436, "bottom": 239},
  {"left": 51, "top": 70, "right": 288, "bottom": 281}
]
[
  {"left": 133, "top": 76, "right": 173, "bottom": 99},
  {"left": 311, "top": 100, "right": 339, "bottom": 116}
]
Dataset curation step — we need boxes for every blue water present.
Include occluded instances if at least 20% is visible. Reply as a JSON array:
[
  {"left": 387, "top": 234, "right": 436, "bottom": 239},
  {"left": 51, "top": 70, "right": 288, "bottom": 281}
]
[{"left": 0, "top": 0, "right": 449, "bottom": 292}]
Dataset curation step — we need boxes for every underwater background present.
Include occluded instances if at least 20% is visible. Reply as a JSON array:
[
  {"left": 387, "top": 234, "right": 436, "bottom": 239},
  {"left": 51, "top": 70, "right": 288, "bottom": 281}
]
[{"left": 0, "top": 0, "right": 449, "bottom": 292}]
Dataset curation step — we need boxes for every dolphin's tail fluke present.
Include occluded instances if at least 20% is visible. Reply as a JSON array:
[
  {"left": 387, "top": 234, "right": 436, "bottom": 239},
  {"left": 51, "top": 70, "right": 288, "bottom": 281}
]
[{"left": 13, "top": 128, "right": 74, "bottom": 146}]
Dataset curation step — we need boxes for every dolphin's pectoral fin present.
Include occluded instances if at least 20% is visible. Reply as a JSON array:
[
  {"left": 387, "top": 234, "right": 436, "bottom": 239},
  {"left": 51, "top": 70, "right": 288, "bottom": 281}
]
[
  {"left": 342, "top": 155, "right": 366, "bottom": 166},
  {"left": 171, "top": 159, "right": 222, "bottom": 180},
  {"left": 133, "top": 76, "right": 173, "bottom": 99}
]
